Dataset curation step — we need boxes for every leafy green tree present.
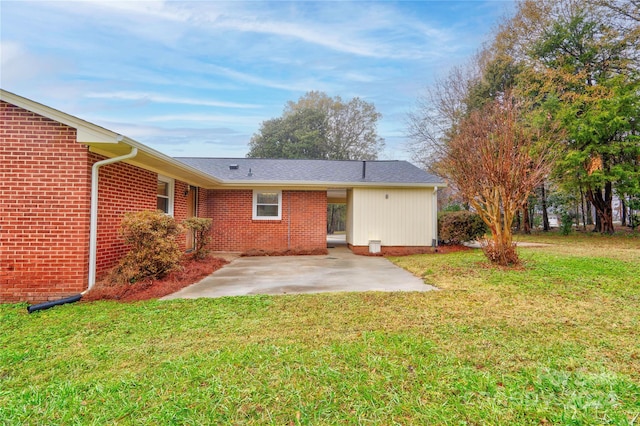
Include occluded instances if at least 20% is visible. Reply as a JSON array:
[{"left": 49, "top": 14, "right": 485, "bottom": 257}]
[
  {"left": 248, "top": 108, "right": 328, "bottom": 159},
  {"left": 249, "top": 91, "right": 384, "bottom": 161},
  {"left": 525, "top": 9, "right": 640, "bottom": 233}
]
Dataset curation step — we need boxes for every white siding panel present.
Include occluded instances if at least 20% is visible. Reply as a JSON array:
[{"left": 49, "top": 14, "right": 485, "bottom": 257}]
[{"left": 351, "top": 188, "right": 434, "bottom": 246}]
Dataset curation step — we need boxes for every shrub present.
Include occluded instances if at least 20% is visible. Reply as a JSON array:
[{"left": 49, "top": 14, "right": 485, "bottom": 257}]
[
  {"left": 481, "top": 239, "right": 519, "bottom": 266},
  {"left": 442, "top": 203, "right": 463, "bottom": 212},
  {"left": 559, "top": 211, "right": 574, "bottom": 236},
  {"left": 183, "top": 217, "right": 213, "bottom": 260},
  {"left": 112, "top": 210, "right": 184, "bottom": 284},
  {"left": 438, "top": 210, "right": 487, "bottom": 245}
]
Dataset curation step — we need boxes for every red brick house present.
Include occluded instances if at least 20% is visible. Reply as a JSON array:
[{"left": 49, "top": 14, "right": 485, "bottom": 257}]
[{"left": 1, "top": 90, "right": 444, "bottom": 303}]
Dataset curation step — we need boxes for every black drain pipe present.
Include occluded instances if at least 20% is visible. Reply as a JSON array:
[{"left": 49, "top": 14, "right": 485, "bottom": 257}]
[
  {"left": 27, "top": 145, "right": 137, "bottom": 314},
  {"left": 27, "top": 294, "right": 83, "bottom": 314}
]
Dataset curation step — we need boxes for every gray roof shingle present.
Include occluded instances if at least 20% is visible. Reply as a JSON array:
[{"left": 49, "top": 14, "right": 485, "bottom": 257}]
[{"left": 173, "top": 158, "right": 444, "bottom": 186}]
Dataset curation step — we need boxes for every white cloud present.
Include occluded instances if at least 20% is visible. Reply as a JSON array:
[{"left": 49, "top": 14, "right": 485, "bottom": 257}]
[
  {"left": 1, "top": 0, "right": 515, "bottom": 160},
  {"left": 85, "top": 91, "right": 261, "bottom": 109},
  {"left": 0, "top": 41, "right": 69, "bottom": 87},
  {"left": 34, "top": 1, "right": 451, "bottom": 59},
  {"left": 205, "top": 64, "right": 335, "bottom": 93},
  {"left": 142, "top": 113, "right": 267, "bottom": 128},
  {"left": 91, "top": 120, "right": 252, "bottom": 157}
]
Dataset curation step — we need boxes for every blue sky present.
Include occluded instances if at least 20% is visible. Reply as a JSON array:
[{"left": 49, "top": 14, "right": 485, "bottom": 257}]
[{"left": 1, "top": 0, "right": 514, "bottom": 160}]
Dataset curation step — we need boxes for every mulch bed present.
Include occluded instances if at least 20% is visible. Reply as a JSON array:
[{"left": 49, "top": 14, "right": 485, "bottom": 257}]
[{"left": 83, "top": 255, "right": 228, "bottom": 302}]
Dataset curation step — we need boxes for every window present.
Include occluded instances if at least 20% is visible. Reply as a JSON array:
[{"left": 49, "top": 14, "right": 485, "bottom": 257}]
[
  {"left": 157, "top": 175, "right": 174, "bottom": 215},
  {"left": 253, "top": 190, "right": 282, "bottom": 220}
]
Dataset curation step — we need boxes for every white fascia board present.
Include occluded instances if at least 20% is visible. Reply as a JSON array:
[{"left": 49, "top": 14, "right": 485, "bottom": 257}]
[
  {"left": 1, "top": 89, "right": 121, "bottom": 144},
  {"left": 217, "top": 180, "right": 445, "bottom": 189}
]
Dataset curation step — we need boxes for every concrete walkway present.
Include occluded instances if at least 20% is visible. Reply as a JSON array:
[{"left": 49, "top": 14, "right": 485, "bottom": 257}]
[{"left": 162, "top": 243, "right": 436, "bottom": 299}]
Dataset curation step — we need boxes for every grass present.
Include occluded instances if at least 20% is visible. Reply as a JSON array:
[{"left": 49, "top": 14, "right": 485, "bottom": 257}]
[{"left": 1, "top": 233, "right": 639, "bottom": 424}]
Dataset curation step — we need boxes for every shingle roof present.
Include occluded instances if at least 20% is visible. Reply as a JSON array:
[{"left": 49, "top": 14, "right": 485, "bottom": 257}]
[{"left": 173, "top": 158, "right": 444, "bottom": 186}]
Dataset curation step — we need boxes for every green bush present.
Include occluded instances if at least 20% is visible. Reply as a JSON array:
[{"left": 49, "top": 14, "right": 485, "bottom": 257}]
[
  {"left": 112, "top": 210, "right": 184, "bottom": 284},
  {"left": 442, "top": 203, "right": 463, "bottom": 212},
  {"left": 183, "top": 217, "right": 213, "bottom": 260},
  {"left": 438, "top": 210, "right": 487, "bottom": 245},
  {"left": 559, "top": 211, "right": 574, "bottom": 236}
]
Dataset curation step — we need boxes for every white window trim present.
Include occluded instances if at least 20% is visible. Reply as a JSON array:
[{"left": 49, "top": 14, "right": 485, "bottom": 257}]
[
  {"left": 158, "top": 175, "right": 175, "bottom": 216},
  {"left": 253, "top": 189, "right": 282, "bottom": 220}
]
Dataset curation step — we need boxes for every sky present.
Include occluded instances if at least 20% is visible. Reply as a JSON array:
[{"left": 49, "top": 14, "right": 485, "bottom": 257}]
[{"left": 1, "top": 0, "right": 515, "bottom": 161}]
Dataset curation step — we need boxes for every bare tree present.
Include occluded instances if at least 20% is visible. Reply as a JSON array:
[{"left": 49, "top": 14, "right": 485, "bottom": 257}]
[
  {"left": 406, "top": 64, "right": 478, "bottom": 172},
  {"left": 438, "top": 94, "right": 555, "bottom": 265}
]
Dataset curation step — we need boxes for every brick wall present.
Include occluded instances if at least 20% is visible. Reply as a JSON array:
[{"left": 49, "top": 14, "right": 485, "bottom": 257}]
[
  {"left": 93, "top": 164, "right": 192, "bottom": 278},
  {"left": 0, "top": 101, "right": 192, "bottom": 302},
  {"left": 1, "top": 101, "right": 330, "bottom": 302},
  {"left": 172, "top": 180, "right": 191, "bottom": 249},
  {"left": 204, "top": 189, "right": 327, "bottom": 252},
  {"left": 92, "top": 153, "right": 157, "bottom": 277},
  {"left": 1, "top": 101, "right": 92, "bottom": 303}
]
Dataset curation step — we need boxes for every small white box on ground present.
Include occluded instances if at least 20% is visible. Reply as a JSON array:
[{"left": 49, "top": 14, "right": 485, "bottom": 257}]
[{"left": 369, "top": 240, "right": 381, "bottom": 254}]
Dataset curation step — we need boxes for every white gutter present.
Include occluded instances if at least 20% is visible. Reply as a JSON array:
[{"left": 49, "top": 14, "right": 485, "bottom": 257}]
[{"left": 85, "top": 146, "right": 138, "bottom": 294}]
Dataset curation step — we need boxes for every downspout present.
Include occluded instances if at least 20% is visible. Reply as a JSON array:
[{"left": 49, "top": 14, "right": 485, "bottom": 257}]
[
  {"left": 432, "top": 187, "right": 439, "bottom": 247},
  {"left": 28, "top": 145, "right": 138, "bottom": 313},
  {"left": 86, "top": 146, "right": 138, "bottom": 294}
]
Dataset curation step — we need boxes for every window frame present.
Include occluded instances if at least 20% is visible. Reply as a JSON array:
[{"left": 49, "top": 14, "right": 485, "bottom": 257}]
[
  {"left": 252, "top": 189, "right": 282, "bottom": 220},
  {"left": 157, "top": 175, "right": 175, "bottom": 216}
]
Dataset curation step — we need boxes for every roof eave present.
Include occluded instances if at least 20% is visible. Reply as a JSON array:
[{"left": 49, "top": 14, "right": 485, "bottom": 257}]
[
  {"left": 88, "top": 141, "right": 224, "bottom": 188},
  {"left": 216, "top": 180, "right": 446, "bottom": 188}
]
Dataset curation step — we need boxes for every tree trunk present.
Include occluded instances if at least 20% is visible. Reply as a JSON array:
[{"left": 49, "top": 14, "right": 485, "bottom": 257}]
[
  {"left": 586, "top": 199, "right": 594, "bottom": 225},
  {"left": 594, "top": 210, "right": 602, "bottom": 233},
  {"left": 580, "top": 186, "right": 587, "bottom": 231},
  {"left": 541, "top": 183, "right": 550, "bottom": 231},
  {"left": 529, "top": 202, "right": 535, "bottom": 229},
  {"left": 621, "top": 197, "right": 627, "bottom": 227},
  {"left": 522, "top": 203, "right": 531, "bottom": 234},
  {"left": 327, "top": 205, "right": 335, "bottom": 234},
  {"left": 515, "top": 209, "right": 521, "bottom": 232},
  {"left": 587, "top": 183, "right": 615, "bottom": 234}
]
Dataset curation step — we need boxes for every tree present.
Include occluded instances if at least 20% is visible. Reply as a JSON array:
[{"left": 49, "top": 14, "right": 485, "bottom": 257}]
[
  {"left": 248, "top": 92, "right": 385, "bottom": 235},
  {"left": 248, "top": 91, "right": 384, "bottom": 161},
  {"left": 524, "top": 7, "right": 640, "bottom": 233},
  {"left": 248, "top": 108, "right": 328, "bottom": 159},
  {"left": 437, "top": 95, "right": 554, "bottom": 265},
  {"left": 490, "top": 0, "right": 640, "bottom": 234},
  {"left": 406, "top": 64, "right": 479, "bottom": 172}
]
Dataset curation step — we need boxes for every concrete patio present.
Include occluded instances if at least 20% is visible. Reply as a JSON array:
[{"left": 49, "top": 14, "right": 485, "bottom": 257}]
[{"left": 162, "top": 237, "right": 436, "bottom": 299}]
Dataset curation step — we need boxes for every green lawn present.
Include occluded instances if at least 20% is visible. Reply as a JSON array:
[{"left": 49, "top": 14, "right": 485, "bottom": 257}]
[{"left": 2, "top": 233, "right": 639, "bottom": 424}]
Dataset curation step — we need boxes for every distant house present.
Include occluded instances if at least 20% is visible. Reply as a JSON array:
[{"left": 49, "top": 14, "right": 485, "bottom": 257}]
[{"left": 1, "top": 90, "right": 445, "bottom": 303}]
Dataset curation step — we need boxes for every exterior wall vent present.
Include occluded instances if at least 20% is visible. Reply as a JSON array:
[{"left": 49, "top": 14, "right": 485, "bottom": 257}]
[
  {"left": 229, "top": 164, "right": 239, "bottom": 170},
  {"left": 368, "top": 240, "right": 381, "bottom": 254}
]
